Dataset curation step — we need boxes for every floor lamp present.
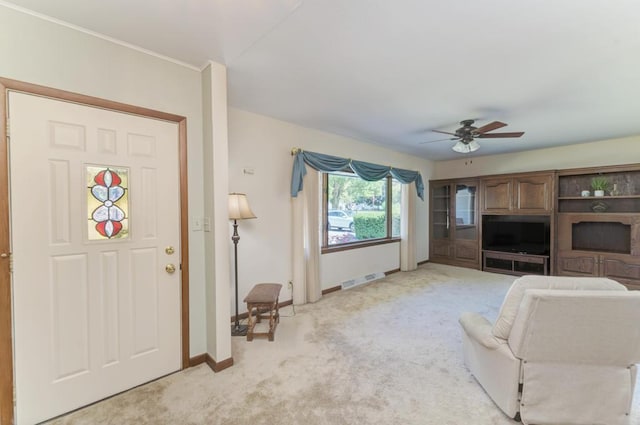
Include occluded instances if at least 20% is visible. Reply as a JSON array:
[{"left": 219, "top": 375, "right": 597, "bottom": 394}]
[{"left": 228, "top": 192, "right": 256, "bottom": 336}]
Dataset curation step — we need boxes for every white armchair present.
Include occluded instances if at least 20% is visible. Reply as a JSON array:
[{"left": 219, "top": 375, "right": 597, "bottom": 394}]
[{"left": 460, "top": 275, "right": 640, "bottom": 425}]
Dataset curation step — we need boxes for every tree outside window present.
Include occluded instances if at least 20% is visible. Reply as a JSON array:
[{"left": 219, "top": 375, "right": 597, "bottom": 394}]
[{"left": 324, "top": 172, "right": 401, "bottom": 247}]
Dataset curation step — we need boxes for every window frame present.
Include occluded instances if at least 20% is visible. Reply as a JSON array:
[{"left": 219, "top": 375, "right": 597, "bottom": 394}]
[{"left": 321, "top": 172, "right": 400, "bottom": 253}]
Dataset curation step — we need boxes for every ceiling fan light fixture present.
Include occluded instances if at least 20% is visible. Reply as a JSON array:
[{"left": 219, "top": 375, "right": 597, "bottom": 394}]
[{"left": 452, "top": 140, "right": 480, "bottom": 153}]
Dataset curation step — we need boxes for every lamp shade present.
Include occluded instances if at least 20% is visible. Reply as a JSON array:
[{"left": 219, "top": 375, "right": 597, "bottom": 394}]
[
  {"left": 228, "top": 193, "right": 256, "bottom": 220},
  {"left": 452, "top": 140, "right": 480, "bottom": 153}
]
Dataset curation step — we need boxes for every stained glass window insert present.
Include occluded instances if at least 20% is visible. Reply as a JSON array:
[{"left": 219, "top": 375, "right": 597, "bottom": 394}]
[{"left": 87, "top": 165, "right": 129, "bottom": 240}]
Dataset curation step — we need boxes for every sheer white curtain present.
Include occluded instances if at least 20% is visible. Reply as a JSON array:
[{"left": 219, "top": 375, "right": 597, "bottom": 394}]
[
  {"left": 400, "top": 182, "right": 418, "bottom": 271},
  {"left": 291, "top": 168, "right": 322, "bottom": 304},
  {"left": 292, "top": 166, "right": 419, "bottom": 303}
]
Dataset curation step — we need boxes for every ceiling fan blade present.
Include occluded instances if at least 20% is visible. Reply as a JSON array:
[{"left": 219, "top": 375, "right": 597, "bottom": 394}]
[
  {"left": 431, "top": 129, "right": 457, "bottom": 136},
  {"left": 477, "top": 132, "right": 525, "bottom": 139},
  {"left": 419, "top": 137, "right": 458, "bottom": 145},
  {"left": 474, "top": 121, "right": 507, "bottom": 134}
]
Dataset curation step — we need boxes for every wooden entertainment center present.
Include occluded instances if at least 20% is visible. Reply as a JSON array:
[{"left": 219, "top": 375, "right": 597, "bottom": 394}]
[{"left": 429, "top": 164, "right": 640, "bottom": 290}]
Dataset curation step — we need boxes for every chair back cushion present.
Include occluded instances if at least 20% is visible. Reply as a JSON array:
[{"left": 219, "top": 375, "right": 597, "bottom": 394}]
[
  {"left": 508, "top": 289, "right": 640, "bottom": 363},
  {"left": 491, "top": 275, "right": 626, "bottom": 339},
  {"left": 509, "top": 289, "right": 640, "bottom": 425}
]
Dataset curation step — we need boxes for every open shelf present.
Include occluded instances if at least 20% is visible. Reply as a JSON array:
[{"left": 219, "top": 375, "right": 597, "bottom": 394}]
[
  {"left": 483, "top": 250, "right": 549, "bottom": 276},
  {"left": 558, "top": 195, "right": 640, "bottom": 200},
  {"left": 558, "top": 196, "right": 640, "bottom": 214}
]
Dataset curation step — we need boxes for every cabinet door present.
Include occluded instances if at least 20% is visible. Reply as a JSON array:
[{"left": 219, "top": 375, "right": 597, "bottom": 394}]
[
  {"left": 454, "top": 181, "right": 478, "bottom": 240},
  {"left": 556, "top": 252, "right": 599, "bottom": 277},
  {"left": 601, "top": 256, "right": 640, "bottom": 288},
  {"left": 431, "top": 183, "right": 451, "bottom": 240},
  {"left": 514, "top": 174, "right": 553, "bottom": 213},
  {"left": 455, "top": 240, "right": 479, "bottom": 263},
  {"left": 481, "top": 178, "right": 512, "bottom": 213},
  {"left": 431, "top": 240, "right": 453, "bottom": 260},
  {"left": 430, "top": 182, "right": 453, "bottom": 263},
  {"left": 453, "top": 181, "right": 479, "bottom": 266}
]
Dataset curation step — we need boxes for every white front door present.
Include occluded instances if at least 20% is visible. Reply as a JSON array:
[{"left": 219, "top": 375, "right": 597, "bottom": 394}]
[{"left": 9, "top": 92, "right": 182, "bottom": 424}]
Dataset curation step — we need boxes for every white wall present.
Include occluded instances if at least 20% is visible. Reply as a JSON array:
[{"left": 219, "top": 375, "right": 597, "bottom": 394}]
[
  {"left": 0, "top": 5, "right": 209, "bottom": 356},
  {"left": 201, "top": 63, "right": 232, "bottom": 363},
  {"left": 322, "top": 244, "right": 400, "bottom": 285},
  {"left": 433, "top": 135, "right": 640, "bottom": 179},
  {"left": 228, "top": 108, "right": 434, "bottom": 309}
]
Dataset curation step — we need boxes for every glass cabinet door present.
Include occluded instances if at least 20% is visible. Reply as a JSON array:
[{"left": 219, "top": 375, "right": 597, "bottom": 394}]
[
  {"left": 431, "top": 184, "right": 451, "bottom": 239},
  {"left": 454, "top": 182, "right": 477, "bottom": 240}
]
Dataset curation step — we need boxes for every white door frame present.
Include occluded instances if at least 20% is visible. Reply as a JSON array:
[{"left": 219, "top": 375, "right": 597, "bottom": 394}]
[{"left": 0, "top": 77, "right": 191, "bottom": 425}]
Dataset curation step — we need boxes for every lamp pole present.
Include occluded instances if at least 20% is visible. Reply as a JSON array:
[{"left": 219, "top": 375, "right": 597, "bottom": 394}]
[
  {"left": 231, "top": 219, "right": 247, "bottom": 336},
  {"left": 228, "top": 192, "right": 255, "bottom": 337}
]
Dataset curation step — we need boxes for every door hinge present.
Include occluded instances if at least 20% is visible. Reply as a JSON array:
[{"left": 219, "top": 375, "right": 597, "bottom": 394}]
[{"left": 5, "top": 117, "right": 9, "bottom": 138}]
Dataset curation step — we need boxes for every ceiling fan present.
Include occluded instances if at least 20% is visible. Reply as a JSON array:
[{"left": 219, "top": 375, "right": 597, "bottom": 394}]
[{"left": 423, "top": 119, "right": 524, "bottom": 153}]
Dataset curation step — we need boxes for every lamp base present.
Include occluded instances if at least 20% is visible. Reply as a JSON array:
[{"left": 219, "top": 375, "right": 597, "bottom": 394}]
[{"left": 231, "top": 324, "right": 248, "bottom": 337}]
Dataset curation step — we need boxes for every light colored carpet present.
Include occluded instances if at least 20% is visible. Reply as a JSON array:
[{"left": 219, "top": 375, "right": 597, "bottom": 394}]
[{"left": 47, "top": 263, "right": 640, "bottom": 425}]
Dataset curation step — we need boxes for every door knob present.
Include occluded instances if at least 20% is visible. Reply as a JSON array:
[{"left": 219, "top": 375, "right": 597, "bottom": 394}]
[
  {"left": 165, "top": 264, "right": 176, "bottom": 274},
  {"left": 165, "top": 246, "right": 175, "bottom": 255}
]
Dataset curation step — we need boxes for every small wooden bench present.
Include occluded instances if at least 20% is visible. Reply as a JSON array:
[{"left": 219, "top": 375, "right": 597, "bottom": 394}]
[{"left": 243, "top": 283, "right": 282, "bottom": 341}]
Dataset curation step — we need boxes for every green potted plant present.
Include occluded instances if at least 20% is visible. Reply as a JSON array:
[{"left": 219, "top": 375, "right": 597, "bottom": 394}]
[{"left": 591, "top": 176, "right": 610, "bottom": 197}]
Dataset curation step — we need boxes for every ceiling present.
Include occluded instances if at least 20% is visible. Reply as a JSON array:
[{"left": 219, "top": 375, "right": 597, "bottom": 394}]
[{"left": 4, "top": 0, "right": 640, "bottom": 160}]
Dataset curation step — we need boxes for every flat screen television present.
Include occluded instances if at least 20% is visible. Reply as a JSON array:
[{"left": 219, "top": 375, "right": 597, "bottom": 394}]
[{"left": 482, "top": 219, "right": 549, "bottom": 255}]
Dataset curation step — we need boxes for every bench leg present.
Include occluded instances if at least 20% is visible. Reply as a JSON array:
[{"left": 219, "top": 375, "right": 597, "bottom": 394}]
[
  {"left": 246, "top": 304, "right": 256, "bottom": 342},
  {"left": 245, "top": 299, "right": 280, "bottom": 342},
  {"left": 268, "top": 306, "right": 274, "bottom": 341},
  {"left": 268, "top": 300, "right": 280, "bottom": 341}
]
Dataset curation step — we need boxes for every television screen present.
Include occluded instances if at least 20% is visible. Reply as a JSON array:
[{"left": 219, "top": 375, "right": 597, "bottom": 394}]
[{"left": 482, "top": 220, "right": 548, "bottom": 255}]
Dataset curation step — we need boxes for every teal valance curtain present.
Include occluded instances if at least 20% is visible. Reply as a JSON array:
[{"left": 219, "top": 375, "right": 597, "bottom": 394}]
[{"left": 290, "top": 150, "right": 424, "bottom": 200}]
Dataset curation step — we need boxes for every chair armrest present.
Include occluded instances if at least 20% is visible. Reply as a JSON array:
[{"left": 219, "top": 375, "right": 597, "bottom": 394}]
[{"left": 459, "top": 312, "right": 506, "bottom": 350}]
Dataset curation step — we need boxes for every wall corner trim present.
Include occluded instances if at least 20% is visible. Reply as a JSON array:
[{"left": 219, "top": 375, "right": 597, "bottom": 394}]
[{"left": 205, "top": 354, "right": 234, "bottom": 373}]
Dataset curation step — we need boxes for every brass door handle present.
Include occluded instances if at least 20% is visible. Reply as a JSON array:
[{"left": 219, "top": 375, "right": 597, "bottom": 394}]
[{"left": 165, "top": 264, "right": 176, "bottom": 274}]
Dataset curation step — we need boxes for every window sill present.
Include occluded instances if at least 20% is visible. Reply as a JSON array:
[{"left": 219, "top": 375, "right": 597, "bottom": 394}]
[{"left": 322, "top": 237, "right": 400, "bottom": 254}]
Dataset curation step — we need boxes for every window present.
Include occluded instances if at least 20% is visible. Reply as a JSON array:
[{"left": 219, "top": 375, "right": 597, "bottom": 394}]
[
  {"left": 323, "top": 172, "right": 401, "bottom": 249},
  {"left": 87, "top": 165, "right": 129, "bottom": 240}
]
